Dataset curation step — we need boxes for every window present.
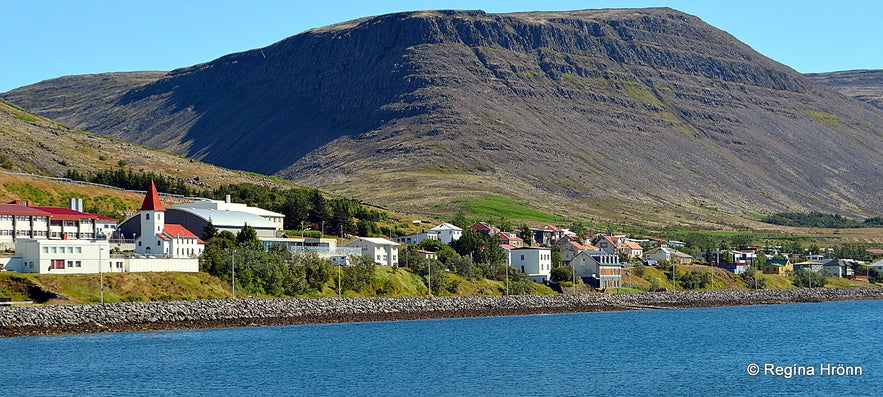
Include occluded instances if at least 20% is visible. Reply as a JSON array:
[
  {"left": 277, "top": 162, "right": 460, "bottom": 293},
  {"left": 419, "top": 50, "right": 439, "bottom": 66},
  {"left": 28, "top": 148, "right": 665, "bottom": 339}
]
[
  {"left": 51, "top": 247, "right": 57, "bottom": 254},
  {"left": 51, "top": 259, "right": 64, "bottom": 269},
  {"left": 75, "top": 261, "right": 82, "bottom": 268},
  {"left": 43, "top": 247, "right": 48, "bottom": 253},
  {"left": 67, "top": 260, "right": 74, "bottom": 268},
  {"left": 520, "top": 255, "right": 525, "bottom": 260},
  {"left": 76, "top": 247, "right": 82, "bottom": 253},
  {"left": 145, "top": 213, "right": 150, "bottom": 220}
]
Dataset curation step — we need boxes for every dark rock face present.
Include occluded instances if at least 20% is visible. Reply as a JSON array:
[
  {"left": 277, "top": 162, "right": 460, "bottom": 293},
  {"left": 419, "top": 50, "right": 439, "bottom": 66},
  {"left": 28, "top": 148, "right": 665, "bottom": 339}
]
[
  {"left": 807, "top": 70, "right": 883, "bottom": 111},
  {"left": 3, "top": 8, "right": 882, "bottom": 218}
]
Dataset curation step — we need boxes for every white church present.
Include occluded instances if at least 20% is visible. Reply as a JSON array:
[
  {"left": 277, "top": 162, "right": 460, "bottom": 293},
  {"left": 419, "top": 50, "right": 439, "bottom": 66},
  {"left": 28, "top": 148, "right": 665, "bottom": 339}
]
[{"left": 134, "top": 181, "right": 204, "bottom": 259}]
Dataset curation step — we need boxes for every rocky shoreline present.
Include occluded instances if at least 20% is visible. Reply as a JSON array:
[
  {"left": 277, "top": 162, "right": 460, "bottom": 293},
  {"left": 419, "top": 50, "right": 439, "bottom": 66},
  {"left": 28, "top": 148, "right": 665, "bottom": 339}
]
[{"left": 2, "top": 288, "right": 882, "bottom": 337}]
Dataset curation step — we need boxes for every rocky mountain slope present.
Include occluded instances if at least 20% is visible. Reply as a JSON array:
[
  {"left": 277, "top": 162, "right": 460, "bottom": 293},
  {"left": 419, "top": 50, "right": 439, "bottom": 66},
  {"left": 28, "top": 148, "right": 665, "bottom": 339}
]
[
  {"left": 4, "top": 8, "right": 882, "bottom": 223},
  {"left": 806, "top": 69, "right": 883, "bottom": 111},
  {"left": 0, "top": 98, "right": 287, "bottom": 190}
]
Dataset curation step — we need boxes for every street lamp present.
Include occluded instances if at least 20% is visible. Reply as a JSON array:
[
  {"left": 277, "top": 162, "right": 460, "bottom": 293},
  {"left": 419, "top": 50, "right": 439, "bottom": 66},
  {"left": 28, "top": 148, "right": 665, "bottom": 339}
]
[
  {"left": 99, "top": 247, "right": 105, "bottom": 304},
  {"left": 231, "top": 249, "right": 236, "bottom": 299}
]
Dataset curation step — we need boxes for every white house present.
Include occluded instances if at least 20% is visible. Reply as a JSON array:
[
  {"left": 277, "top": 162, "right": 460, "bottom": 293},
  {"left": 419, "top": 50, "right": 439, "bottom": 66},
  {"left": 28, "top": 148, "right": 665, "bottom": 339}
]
[
  {"left": 134, "top": 181, "right": 204, "bottom": 260},
  {"left": 644, "top": 247, "right": 692, "bottom": 265},
  {"left": 509, "top": 247, "right": 552, "bottom": 283},
  {"left": 344, "top": 237, "right": 399, "bottom": 266},
  {"left": 428, "top": 222, "right": 462, "bottom": 244},
  {"left": 571, "top": 250, "right": 623, "bottom": 290}
]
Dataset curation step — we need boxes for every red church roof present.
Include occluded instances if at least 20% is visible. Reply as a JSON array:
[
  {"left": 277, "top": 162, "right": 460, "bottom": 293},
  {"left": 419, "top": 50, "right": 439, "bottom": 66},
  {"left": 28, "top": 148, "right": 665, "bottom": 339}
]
[{"left": 140, "top": 181, "right": 165, "bottom": 211}]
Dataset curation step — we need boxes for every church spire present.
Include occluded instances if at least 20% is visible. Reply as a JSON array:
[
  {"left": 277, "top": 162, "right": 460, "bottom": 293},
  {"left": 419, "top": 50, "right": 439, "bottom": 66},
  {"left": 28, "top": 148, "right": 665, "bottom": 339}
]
[{"left": 140, "top": 180, "right": 166, "bottom": 211}]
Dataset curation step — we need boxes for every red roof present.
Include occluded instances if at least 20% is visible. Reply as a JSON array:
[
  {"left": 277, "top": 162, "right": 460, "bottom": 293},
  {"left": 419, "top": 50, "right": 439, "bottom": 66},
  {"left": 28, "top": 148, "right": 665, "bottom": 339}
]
[
  {"left": 163, "top": 224, "right": 203, "bottom": 243},
  {"left": 0, "top": 203, "right": 52, "bottom": 217},
  {"left": 31, "top": 206, "right": 97, "bottom": 221},
  {"left": 499, "top": 232, "right": 523, "bottom": 241},
  {"left": 540, "top": 224, "right": 562, "bottom": 232},
  {"left": 500, "top": 244, "right": 517, "bottom": 251},
  {"left": 140, "top": 181, "right": 165, "bottom": 211}
]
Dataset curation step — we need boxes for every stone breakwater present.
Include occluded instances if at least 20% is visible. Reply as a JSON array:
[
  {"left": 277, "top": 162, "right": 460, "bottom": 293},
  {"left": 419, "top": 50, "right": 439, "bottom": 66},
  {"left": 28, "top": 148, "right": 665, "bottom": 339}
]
[{"left": 2, "top": 288, "right": 882, "bottom": 337}]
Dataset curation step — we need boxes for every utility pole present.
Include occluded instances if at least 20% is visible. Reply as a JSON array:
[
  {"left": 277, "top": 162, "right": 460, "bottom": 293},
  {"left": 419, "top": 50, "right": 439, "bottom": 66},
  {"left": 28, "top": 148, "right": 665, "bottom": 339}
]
[{"left": 231, "top": 250, "right": 236, "bottom": 299}]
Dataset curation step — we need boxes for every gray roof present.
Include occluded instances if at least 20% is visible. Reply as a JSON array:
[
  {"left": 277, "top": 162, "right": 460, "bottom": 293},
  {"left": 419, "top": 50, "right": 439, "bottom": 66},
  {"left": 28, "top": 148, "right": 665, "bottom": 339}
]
[{"left": 169, "top": 207, "right": 277, "bottom": 230}]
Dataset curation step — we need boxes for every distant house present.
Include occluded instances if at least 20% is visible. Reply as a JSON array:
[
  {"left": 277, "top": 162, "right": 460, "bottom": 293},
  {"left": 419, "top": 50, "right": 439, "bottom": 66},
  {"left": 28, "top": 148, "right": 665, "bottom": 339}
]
[
  {"left": 393, "top": 231, "right": 438, "bottom": 245},
  {"left": 555, "top": 236, "right": 596, "bottom": 266},
  {"left": 596, "top": 235, "right": 643, "bottom": 259},
  {"left": 498, "top": 232, "right": 524, "bottom": 248},
  {"left": 822, "top": 259, "right": 855, "bottom": 278},
  {"left": 730, "top": 250, "right": 758, "bottom": 265},
  {"left": 719, "top": 263, "right": 749, "bottom": 274},
  {"left": 644, "top": 247, "right": 692, "bottom": 265},
  {"left": 469, "top": 222, "right": 499, "bottom": 239},
  {"left": 509, "top": 247, "right": 552, "bottom": 283},
  {"left": 428, "top": 222, "right": 462, "bottom": 244},
  {"left": 792, "top": 261, "right": 825, "bottom": 273},
  {"left": 344, "top": 237, "right": 399, "bottom": 266},
  {"left": 622, "top": 241, "right": 644, "bottom": 260},
  {"left": 763, "top": 259, "right": 793, "bottom": 275},
  {"left": 531, "top": 225, "right": 564, "bottom": 246},
  {"left": 571, "top": 250, "right": 623, "bottom": 290},
  {"left": 417, "top": 249, "right": 438, "bottom": 261}
]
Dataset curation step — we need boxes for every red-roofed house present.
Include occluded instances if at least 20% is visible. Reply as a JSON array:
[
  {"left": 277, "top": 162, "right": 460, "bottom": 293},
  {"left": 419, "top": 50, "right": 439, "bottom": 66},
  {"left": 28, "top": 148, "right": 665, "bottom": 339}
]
[
  {"left": 555, "top": 235, "right": 598, "bottom": 265},
  {"left": 469, "top": 222, "right": 500, "bottom": 238},
  {"left": 498, "top": 232, "right": 523, "bottom": 248}
]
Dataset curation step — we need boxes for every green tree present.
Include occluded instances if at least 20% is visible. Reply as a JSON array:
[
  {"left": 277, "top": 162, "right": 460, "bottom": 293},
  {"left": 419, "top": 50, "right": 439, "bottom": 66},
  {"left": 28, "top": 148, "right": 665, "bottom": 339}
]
[
  {"left": 236, "top": 224, "right": 262, "bottom": 250},
  {"left": 550, "top": 266, "right": 573, "bottom": 284},
  {"left": 793, "top": 269, "right": 827, "bottom": 288},
  {"left": 741, "top": 266, "right": 766, "bottom": 289},
  {"left": 200, "top": 221, "right": 218, "bottom": 241}
]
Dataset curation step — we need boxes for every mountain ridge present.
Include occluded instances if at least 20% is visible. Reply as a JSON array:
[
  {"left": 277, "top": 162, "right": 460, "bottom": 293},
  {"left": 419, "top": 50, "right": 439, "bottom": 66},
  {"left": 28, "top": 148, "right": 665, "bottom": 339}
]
[{"left": 3, "top": 8, "right": 882, "bottom": 224}]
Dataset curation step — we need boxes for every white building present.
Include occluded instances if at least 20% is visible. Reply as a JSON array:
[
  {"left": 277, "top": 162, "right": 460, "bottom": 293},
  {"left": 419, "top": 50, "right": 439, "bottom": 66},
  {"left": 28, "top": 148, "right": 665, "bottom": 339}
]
[
  {"left": 174, "top": 195, "right": 285, "bottom": 230},
  {"left": 571, "top": 250, "right": 623, "bottom": 290},
  {"left": 509, "top": 247, "right": 552, "bottom": 283},
  {"left": 644, "top": 247, "right": 692, "bottom": 265},
  {"left": 5, "top": 238, "right": 198, "bottom": 274},
  {"left": 427, "top": 223, "right": 462, "bottom": 244},
  {"left": 344, "top": 237, "right": 399, "bottom": 266}
]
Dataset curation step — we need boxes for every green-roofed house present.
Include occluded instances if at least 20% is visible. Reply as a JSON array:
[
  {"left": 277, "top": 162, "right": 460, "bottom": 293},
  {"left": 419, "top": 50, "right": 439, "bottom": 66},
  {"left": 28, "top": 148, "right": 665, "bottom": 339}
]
[{"left": 763, "top": 258, "right": 793, "bottom": 275}]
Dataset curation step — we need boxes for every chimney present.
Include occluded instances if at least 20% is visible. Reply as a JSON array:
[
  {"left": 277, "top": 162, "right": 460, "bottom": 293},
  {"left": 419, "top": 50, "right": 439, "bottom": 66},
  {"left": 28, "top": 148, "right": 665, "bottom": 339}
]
[
  {"left": 225, "top": 194, "right": 231, "bottom": 204},
  {"left": 68, "top": 198, "right": 84, "bottom": 212}
]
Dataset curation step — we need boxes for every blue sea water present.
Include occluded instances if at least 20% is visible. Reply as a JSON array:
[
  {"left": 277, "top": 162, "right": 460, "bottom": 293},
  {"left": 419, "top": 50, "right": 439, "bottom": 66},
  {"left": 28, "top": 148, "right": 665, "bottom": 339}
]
[{"left": 1, "top": 300, "right": 880, "bottom": 396}]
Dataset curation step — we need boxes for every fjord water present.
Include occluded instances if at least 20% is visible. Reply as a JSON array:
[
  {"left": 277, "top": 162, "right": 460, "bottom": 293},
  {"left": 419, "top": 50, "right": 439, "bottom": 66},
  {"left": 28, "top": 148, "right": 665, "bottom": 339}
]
[{"left": 2, "top": 300, "right": 880, "bottom": 396}]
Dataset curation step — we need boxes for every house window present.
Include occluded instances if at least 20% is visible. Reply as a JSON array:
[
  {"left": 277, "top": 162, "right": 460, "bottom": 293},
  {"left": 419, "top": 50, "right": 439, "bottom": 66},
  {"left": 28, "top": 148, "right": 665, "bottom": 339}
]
[
  {"left": 51, "top": 247, "right": 57, "bottom": 254},
  {"left": 67, "top": 260, "right": 74, "bottom": 268},
  {"left": 520, "top": 255, "right": 525, "bottom": 260},
  {"left": 51, "top": 259, "right": 64, "bottom": 269},
  {"left": 145, "top": 213, "right": 150, "bottom": 220},
  {"left": 75, "top": 261, "right": 82, "bottom": 268},
  {"left": 76, "top": 247, "right": 82, "bottom": 254},
  {"left": 43, "top": 247, "right": 48, "bottom": 253}
]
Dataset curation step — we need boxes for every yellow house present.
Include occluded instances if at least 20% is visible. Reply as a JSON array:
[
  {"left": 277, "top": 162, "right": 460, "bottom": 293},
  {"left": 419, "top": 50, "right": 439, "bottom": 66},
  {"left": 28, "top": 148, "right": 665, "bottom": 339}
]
[{"left": 763, "top": 259, "right": 793, "bottom": 275}]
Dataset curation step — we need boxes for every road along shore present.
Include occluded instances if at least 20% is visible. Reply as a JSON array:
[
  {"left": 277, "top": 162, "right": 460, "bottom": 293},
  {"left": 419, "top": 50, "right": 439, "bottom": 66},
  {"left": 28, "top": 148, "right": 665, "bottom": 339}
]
[{"left": 2, "top": 288, "right": 882, "bottom": 337}]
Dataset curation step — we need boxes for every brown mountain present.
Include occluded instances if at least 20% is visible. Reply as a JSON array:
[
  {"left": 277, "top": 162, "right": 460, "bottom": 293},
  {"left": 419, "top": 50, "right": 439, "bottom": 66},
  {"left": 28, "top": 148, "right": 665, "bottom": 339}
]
[
  {"left": 3, "top": 8, "right": 882, "bottom": 223},
  {"left": 806, "top": 69, "right": 883, "bottom": 111}
]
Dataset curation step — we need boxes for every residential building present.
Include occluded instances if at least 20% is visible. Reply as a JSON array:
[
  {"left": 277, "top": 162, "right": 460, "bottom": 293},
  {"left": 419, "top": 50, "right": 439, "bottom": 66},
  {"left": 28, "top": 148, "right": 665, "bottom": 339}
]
[
  {"left": 644, "top": 247, "right": 692, "bottom": 265},
  {"left": 571, "top": 250, "right": 623, "bottom": 290},
  {"left": 429, "top": 222, "right": 462, "bottom": 244},
  {"left": 469, "top": 222, "right": 499, "bottom": 239},
  {"left": 622, "top": 240, "right": 644, "bottom": 259},
  {"left": 260, "top": 237, "right": 358, "bottom": 256},
  {"left": 731, "top": 250, "right": 758, "bottom": 265},
  {"left": 555, "top": 236, "right": 596, "bottom": 266},
  {"left": 344, "top": 237, "right": 399, "bottom": 266},
  {"left": 719, "top": 263, "right": 749, "bottom": 274},
  {"left": 531, "top": 225, "right": 564, "bottom": 246},
  {"left": 763, "top": 259, "right": 793, "bottom": 275},
  {"left": 498, "top": 231, "right": 523, "bottom": 248},
  {"left": 822, "top": 259, "right": 855, "bottom": 278},
  {"left": 393, "top": 231, "right": 438, "bottom": 245},
  {"left": 509, "top": 247, "right": 552, "bottom": 283},
  {"left": 6, "top": 238, "right": 199, "bottom": 274},
  {"left": 596, "top": 235, "right": 643, "bottom": 259}
]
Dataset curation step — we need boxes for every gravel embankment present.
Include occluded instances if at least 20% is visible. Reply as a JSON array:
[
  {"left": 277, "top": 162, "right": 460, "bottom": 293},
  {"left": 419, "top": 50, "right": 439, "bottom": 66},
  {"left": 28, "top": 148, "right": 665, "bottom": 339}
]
[{"left": 2, "top": 288, "right": 882, "bottom": 337}]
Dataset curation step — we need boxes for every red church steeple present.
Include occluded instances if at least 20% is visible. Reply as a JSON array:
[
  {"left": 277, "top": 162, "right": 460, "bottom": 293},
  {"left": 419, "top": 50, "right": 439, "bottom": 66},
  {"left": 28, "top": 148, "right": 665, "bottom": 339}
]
[{"left": 140, "top": 180, "right": 166, "bottom": 211}]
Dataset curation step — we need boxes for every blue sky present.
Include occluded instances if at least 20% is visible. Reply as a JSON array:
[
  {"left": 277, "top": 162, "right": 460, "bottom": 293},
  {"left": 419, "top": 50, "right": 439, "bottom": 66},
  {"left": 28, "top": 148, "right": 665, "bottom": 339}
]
[{"left": 2, "top": 0, "right": 881, "bottom": 92}]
